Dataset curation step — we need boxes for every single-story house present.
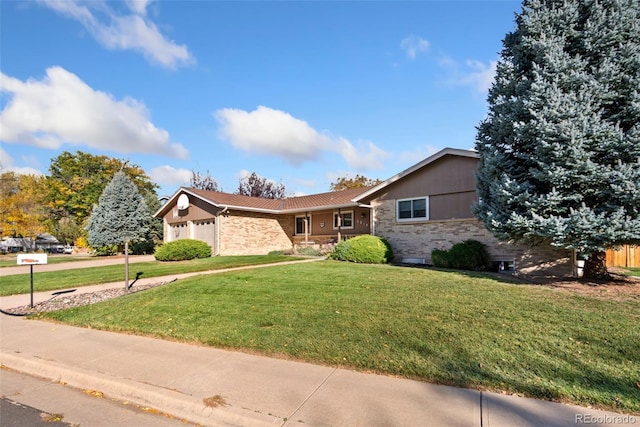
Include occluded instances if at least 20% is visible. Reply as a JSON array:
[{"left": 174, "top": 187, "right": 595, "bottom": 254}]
[
  {"left": 156, "top": 147, "right": 574, "bottom": 277},
  {"left": 154, "top": 187, "right": 372, "bottom": 256}
]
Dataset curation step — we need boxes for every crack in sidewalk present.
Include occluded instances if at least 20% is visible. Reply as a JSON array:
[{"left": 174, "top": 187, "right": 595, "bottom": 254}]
[{"left": 282, "top": 367, "right": 337, "bottom": 426}]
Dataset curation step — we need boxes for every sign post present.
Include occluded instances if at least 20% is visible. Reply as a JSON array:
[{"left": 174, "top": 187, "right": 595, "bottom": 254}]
[{"left": 17, "top": 254, "right": 48, "bottom": 308}]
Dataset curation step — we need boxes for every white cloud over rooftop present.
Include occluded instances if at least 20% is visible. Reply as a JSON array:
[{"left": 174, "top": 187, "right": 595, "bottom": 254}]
[{"left": 215, "top": 106, "right": 388, "bottom": 171}]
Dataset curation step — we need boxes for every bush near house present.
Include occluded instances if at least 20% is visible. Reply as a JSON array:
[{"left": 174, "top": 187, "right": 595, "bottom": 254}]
[
  {"left": 329, "top": 235, "right": 393, "bottom": 264},
  {"left": 154, "top": 239, "right": 212, "bottom": 261},
  {"left": 432, "top": 240, "right": 491, "bottom": 271}
]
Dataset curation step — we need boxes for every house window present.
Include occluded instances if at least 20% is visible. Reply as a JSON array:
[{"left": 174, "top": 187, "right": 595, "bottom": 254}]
[
  {"left": 295, "top": 216, "right": 311, "bottom": 235},
  {"left": 333, "top": 211, "right": 354, "bottom": 229},
  {"left": 397, "top": 197, "right": 428, "bottom": 221}
]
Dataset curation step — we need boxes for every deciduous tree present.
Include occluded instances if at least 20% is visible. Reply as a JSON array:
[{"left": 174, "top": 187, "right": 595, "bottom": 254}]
[
  {"left": 330, "top": 175, "right": 382, "bottom": 191},
  {"left": 190, "top": 169, "right": 219, "bottom": 191},
  {"left": 47, "top": 151, "right": 157, "bottom": 222},
  {"left": 0, "top": 171, "right": 47, "bottom": 244},
  {"left": 236, "top": 172, "right": 286, "bottom": 199},
  {"left": 474, "top": 0, "right": 640, "bottom": 280}
]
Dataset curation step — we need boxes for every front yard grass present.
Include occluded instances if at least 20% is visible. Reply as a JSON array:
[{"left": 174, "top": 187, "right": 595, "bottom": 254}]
[
  {"left": 0, "top": 255, "right": 301, "bottom": 296},
  {"left": 40, "top": 261, "right": 640, "bottom": 415},
  {"left": 624, "top": 267, "right": 640, "bottom": 277}
]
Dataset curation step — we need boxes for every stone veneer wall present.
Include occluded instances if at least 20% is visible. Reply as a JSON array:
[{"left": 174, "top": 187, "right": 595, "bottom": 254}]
[
  {"left": 218, "top": 211, "right": 293, "bottom": 255},
  {"left": 372, "top": 199, "right": 572, "bottom": 278}
]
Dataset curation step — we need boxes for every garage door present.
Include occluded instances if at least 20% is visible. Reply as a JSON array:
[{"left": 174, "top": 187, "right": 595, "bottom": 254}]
[
  {"left": 170, "top": 223, "right": 188, "bottom": 241},
  {"left": 193, "top": 219, "right": 216, "bottom": 247}
]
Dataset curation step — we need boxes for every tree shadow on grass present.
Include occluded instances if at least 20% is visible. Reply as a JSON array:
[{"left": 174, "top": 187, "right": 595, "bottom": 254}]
[{"left": 406, "top": 327, "right": 640, "bottom": 416}]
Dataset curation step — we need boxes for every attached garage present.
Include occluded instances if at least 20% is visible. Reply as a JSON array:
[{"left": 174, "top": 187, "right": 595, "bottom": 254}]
[{"left": 192, "top": 219, "right": 216, "bottom": 248}]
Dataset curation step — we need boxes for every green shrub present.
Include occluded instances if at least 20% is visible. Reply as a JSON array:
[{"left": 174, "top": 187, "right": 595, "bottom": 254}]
[
  {"left": 154, "top": 239, "right": 212, "bottom": 261},
  {"left": 329, "top": 235, "right": 393, "bottom": 264},
  {"left": 431, "top": 240, "right": 491, "bottom": 271},
  {"left": 92, "top": 245, "right": 118, "bottom": 256},
  {"left": 268, "top": 249, "right": 295, "bottom": 256},
  {"left": 431, "top": 249, "right": 450, "bottom": 268},
  {"left": 296, "top": 246, "right": 323, "bottom": 256}
]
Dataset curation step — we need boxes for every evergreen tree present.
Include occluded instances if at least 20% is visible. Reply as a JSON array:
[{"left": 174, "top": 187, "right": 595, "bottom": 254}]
[
  {"left": 86, "top": 171, "right": 150, "bottom": 249},
  {"left": 475, "top": 0, "right": 640, "bottom": 279}
]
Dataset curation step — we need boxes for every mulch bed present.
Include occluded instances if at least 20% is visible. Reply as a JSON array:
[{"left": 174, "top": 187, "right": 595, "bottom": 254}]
[{"left": 2, "top": 282, "right": 169, "bottom": 316}]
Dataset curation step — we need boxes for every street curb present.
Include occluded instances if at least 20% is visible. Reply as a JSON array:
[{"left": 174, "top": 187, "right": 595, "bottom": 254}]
[{"left": 0, "top": 352, "right": 281, "bottom": 427}]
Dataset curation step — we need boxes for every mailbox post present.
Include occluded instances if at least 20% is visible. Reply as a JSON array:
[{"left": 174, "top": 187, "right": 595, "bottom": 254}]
[{"left": 17, "top": 254, "right": 48, "bottom": 308}]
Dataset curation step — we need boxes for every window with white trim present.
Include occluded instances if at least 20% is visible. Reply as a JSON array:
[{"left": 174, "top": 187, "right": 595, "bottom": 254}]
[
  {"left": 333, "top": 211, "right": 354, "bottom": 229},
  {"left": 397, "top": 197, "right": 429, "bottom": 221},
  {"left": 295, "top": 215, "right": 311, "bottom": 235}
]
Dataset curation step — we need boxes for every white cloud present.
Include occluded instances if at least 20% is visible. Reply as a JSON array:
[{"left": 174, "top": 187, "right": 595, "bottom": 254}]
[
  {"left": 215, "top": 106, "right": 325, "bottom": 165},
  {"left": 0, "top": 147, "right": 44, "bottom": 176},
  {"left": 148, "top": 165, "right": 192, "bottom": 186},
  {"left": 334, "top": 138, "right": 389, "bottom": 170},
  {"left": 441, "top": 58, "right": 497, "bottom": 93},
  {"left": 126, "top": 0, "right": 152, "bottom": 15},
  {"left": 400, "top": 35, "right": 430, "bottom": 59},
  {"left": 398, "top": 144, "right": 440, "bottom": 164},
  {"left": 460, "top": 59, "right": 497, "bottom": 93},
  {"left": 39, "top": 0, "right": 193, "bottom": 69},
  {"left": 215, "top": 106, "right": 388, "bottom": 171},
  {"left": 0, "top": 67, "right": 188, "bottom": 159}
]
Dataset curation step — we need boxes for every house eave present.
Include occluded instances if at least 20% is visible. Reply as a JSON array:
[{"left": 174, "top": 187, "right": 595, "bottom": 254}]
[
  {"left": 278, "top": 202, "right": 366, "bottom": 214},
  {"left": 353, "top": 147, "right": 478, "bottom": 202}
]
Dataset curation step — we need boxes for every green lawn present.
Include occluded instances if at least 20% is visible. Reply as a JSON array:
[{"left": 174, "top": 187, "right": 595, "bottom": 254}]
[
  {"left": 624, "top": 267, "right": 640, "bottom": 276},
  {"left": 0, "top": 255, "right": 302, "bottom": 296},
  {"left": 40, "top": 261, "right": 640, "bottom": 415}
]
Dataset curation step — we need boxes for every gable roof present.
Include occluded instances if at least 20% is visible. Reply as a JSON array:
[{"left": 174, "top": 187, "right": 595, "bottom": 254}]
[
  {"left": 154, "top": 186, "right": 373, "bottom": 218},
  {"left": 353, "top": 147, "right": 479, "bottom": 202}
]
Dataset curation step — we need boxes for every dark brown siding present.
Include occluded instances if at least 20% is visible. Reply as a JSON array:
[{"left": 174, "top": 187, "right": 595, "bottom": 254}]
[
  {"left": 368, "top": 155, "right": 478, "bottom": 220},
  {"left": 429, "top": 191, "right": 477, "bottom": 220},
  {"left": 163, "top": 194, "right": 221, "bottom": 224},
  {"left": 379, "top": 156, "right": 477, "bottom": 200}
]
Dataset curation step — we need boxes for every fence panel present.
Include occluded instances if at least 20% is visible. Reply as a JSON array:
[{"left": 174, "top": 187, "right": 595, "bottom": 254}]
[{"left": 606, "top": 245, "right": 639, "bottom": 268}]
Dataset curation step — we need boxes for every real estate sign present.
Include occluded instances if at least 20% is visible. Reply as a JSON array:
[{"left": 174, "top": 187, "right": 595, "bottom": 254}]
[{"left": 17, "top": 254, "right": 48, "bottom": 265}]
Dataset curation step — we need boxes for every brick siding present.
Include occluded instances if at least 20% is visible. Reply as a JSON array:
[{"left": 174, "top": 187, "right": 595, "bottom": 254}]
[
  {"left": 218, "top": 211, "right": 293, "bottom": 255},
  {"left": 373, "top": 199, "right": 572, "bottom": 278}
]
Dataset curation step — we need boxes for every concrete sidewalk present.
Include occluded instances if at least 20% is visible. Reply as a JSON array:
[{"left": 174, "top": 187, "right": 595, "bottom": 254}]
[
  {"left": 2, "top": 316, "right": 637, "bottom": 427},
  {"left": 1, "top": 264, "right": 638, "bottom": 426}
]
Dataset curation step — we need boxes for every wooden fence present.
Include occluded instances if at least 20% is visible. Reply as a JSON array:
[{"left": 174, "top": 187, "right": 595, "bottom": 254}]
[{"left": 606, "top": 245, "right": 640, "bottom": 268}]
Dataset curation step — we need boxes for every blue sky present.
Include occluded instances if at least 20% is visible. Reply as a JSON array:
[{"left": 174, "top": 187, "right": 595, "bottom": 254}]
[{"left": 1, "top": 0, "right": 521, "bottom": 197}]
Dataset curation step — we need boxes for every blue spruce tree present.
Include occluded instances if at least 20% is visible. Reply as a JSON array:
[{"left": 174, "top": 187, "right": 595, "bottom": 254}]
[
  {"left": 86, "top": 171, "right": 150, "bottom": 250},
  {"left": 475, "top": 0, "right": 640, "bottom": 279}
]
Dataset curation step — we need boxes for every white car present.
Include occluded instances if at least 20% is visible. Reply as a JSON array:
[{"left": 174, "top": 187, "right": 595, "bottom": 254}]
[{"left": 63, "top": 246, "right": 74, "bottom": 254}]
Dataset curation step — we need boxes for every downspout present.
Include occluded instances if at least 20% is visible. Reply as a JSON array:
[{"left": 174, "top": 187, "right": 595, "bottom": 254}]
[
  {"left": 371, "top": 205, "right": 376, "bottom": 236},
  {"left": 337, "top": 207, "right": 342, "bottom": 242},
  {"left": 215, "top": 206, "right": 228, "bottom": 256}
]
